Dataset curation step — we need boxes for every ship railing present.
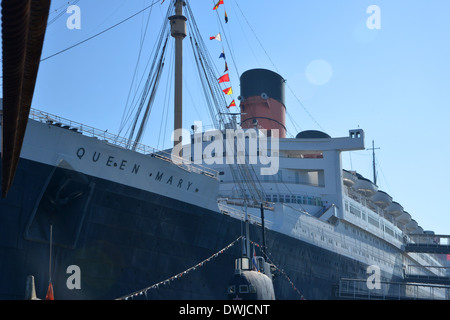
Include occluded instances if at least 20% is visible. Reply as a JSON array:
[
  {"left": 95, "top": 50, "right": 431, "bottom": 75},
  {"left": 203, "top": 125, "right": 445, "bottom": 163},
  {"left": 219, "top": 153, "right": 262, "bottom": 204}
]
[
  {"left": 29, "top": 108, "right": 218, "bottom": 178},
  {"left": 408, "top": 234, "right": 450, "bottom": 246},
  {"left": 218, "top": 197, "right": 274, "bottom": 211},
  {"left": 337, "top": 278, "right": 449, "bottom": 300},
  {"left": 217, "top": 201, "right": 273, "bottom": 228},
  {"left": 407, "top": 265, "right": 449, "bottom": 278}
]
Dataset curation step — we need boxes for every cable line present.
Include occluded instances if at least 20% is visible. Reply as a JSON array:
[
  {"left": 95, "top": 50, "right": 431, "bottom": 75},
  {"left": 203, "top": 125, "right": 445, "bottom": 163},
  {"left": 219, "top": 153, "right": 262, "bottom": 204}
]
[
  {"left": 232, "top": 0, "right": 324, "bottom": 132},
  {"left": 40, "top": 0, "right": 161, "bottom": 62}
]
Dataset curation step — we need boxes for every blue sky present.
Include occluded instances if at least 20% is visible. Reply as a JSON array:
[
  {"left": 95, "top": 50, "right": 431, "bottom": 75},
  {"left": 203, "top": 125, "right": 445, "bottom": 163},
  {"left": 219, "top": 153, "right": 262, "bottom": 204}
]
[{"left": 4, "top": 0, "right": 450, "bottom": 235}]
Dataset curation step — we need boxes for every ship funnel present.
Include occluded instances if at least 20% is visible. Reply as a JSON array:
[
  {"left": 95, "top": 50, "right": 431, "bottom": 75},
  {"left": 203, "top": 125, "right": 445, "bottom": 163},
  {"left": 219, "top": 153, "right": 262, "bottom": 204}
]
[{"left": 239, "top": 69, "right": 286, "bottom": 138}]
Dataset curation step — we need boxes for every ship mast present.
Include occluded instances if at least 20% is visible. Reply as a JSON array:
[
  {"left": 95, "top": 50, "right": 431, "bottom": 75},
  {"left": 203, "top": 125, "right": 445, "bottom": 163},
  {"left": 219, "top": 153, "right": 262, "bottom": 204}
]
[
  {"left": 367, "top": 140, "right": 380, "bottom": 185},
  {"left": 169, "top": 0, "right": 187, "bottom": 151}
]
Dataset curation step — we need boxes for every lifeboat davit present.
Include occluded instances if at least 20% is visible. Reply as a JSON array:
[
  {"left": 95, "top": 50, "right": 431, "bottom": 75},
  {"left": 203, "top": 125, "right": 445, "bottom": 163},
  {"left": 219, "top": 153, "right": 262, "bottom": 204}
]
[
  {"left": 372, "top": 190, "right": 392, "bottom": 209},
  {"left": 386, "top": 201, "right": 403, "bottom": 217},
  {"left": 353, "top": 176, "right": 378, "bottom": 198}
]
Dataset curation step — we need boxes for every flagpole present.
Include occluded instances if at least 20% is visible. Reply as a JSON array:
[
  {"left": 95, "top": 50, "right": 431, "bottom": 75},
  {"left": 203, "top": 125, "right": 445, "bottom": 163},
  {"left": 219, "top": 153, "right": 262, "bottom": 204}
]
[
  {"left": 244, "top": 202, "right": 250, "bottom": 259},
  {"left": 49, "top": 224, "right": 52, "bottom": 283},
  {"left": 46, "top": 224, "right": 54, "bottom": 300}
]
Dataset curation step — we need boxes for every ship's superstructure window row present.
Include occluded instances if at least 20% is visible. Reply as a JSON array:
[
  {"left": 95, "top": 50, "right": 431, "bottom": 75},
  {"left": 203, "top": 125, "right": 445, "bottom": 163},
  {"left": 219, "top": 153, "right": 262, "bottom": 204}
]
[
  {"left": 344, "top": 197, "right": 404, "bottom": 243},
  {"left": 265, "top": 194, "right": 323, "bottom": 207},
  {"left": 218, "top": 194, "right": 324, "bottom": 207}
]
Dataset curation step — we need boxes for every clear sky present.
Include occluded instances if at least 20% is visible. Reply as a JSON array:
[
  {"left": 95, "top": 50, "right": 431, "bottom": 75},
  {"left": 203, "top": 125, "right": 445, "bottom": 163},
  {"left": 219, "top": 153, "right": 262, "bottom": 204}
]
[{"left": 3, "top": 0, "right": 450, "bottom": 235}]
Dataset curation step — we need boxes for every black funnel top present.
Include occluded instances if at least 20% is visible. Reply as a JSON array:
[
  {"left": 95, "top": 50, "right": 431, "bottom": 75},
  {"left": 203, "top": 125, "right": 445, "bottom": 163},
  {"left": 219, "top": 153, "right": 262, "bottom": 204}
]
[{"left": 240, "top": 69, "right": 285, "bottom": 106}]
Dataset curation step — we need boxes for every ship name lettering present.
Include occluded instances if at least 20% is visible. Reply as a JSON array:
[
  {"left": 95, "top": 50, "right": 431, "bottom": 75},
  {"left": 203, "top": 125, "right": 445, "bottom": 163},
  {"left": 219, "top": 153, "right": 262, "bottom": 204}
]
[
  {"left": 155, "top": 171, "right": 164, "bottom": 181},
  {"left": 76, "top": 147, "right": 85, "bottom": 159},
  {"left": 132, "top": 164, "right": 140, "bottom": 174},
  {"left": 76, "top": 147, "right": 140, "bottom": 175},
  {"left": 92, "top": 151, "right": 101, "bottom": 162},
  {"left": 76, "top": 148, "right": 195, "bottom": 191},
  {"left": 106, "top": 155, "right": 115, "bottom": 167}
]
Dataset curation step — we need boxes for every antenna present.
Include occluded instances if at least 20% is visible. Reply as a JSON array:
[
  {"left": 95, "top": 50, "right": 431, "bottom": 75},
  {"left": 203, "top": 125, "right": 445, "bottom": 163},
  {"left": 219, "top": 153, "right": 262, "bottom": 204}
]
[{"left": 367, "top": 140, "right": 380, "bottom": 185}]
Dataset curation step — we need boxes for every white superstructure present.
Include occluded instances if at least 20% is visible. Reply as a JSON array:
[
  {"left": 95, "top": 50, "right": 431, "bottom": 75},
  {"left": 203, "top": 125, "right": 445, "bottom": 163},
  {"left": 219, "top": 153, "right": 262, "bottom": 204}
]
[{"left": 185, "top": 123, "right": 447, "bottom": 289}]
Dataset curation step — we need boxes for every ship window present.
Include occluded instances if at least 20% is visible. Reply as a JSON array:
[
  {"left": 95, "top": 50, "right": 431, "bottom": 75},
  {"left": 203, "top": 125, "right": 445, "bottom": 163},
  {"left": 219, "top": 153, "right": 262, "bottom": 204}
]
[
  {"left": 272, "top": 195, "right": 278, "bottom": 202},
  {"left": 279, "top": 195, "right": 284, "bottom": 203},
  {"left": 228, "top": 285, "right": 235, "bottom": 294},
  {"left": 350, "top": 206, "right": 361, "bottom": 218},
  {"left": 249, "top": 285, "right": 256, "bottom": 293},
  {"left": 239, "top": 285, "right": 249, "bottom": 293},
  {"left": 265, "top": 195, "right": 271, "bottom": 202},
  {"left": 285, "top": 195, "right": 291, "bottom": 203},
  {"left": 368, "top": 216, "right": 379, "bottom": 228}
]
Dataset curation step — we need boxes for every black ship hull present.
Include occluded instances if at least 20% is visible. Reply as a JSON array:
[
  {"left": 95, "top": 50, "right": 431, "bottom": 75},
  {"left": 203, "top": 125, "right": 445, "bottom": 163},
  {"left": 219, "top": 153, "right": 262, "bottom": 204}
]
[{"left": 0, "top": 157, "right": 399, "bottom": 300}]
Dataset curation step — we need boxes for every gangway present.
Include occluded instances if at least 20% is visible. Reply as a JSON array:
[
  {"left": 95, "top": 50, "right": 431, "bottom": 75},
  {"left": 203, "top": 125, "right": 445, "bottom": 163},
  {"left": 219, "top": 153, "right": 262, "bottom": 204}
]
[{"left": 405, "top": 234, "right": 450, "bottom": 254}]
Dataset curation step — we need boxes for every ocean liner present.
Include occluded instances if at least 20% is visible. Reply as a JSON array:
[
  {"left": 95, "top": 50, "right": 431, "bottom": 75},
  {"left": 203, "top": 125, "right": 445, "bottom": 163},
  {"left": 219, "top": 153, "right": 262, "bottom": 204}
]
[{"left": 1, "top": 0, "right": 448, "bottom": 300}]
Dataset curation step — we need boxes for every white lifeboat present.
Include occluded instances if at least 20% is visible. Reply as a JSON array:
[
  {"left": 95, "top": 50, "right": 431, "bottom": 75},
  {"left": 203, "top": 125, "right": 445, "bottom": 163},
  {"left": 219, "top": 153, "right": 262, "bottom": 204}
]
[
  {"left": 411, "top": 226, "right": 424, "bottom": 234},
  {"left": 386, "top": 201, "right": 403, "bottom": 217},
  {"left": 405, "top": 219, "right": 418, "bottom": 232},
  {"left": 342, "top": 170, "right": 357, "bottom": 187},
  {"left": 372, "top": 190, "right": 392, "bottom": 209},
  {"left": 396, "top": 211, "right": 411, "bottom": 225},
  {"left": 353, "top": 176, "right": 378, "bottom": 198}
]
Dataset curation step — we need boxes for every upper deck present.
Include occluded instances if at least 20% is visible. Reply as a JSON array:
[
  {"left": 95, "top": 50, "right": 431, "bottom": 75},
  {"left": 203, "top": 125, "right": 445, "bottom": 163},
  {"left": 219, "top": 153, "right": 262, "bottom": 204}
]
[{"left": 25, "top": 108, "right": 218, "bottom": 179}]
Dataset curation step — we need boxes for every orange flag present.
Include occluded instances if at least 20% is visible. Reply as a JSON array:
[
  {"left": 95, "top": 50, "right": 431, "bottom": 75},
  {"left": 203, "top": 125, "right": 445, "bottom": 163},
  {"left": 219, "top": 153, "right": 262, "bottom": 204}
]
[
  {"left": 227, "top": 100, "right": 236, "bottom": 108},
  {"left": 222, "top": 87, "right": 233, "bottom": 95},
  {"left": 45, "top": 282, "right": 54, "bottom": 300},
  {"left": 213, "top": 0, "right": 223, "bottom": 10}
]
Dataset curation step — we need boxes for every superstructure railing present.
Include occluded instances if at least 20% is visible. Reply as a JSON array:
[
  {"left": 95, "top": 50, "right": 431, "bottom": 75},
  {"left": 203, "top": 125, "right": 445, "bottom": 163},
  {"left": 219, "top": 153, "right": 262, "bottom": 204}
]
[
  {"left": 29, "top": 108, "right": 218, "bottom": 179},
  {"left": 217, "top": 201, "right": 274, "bottom": 229}
]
